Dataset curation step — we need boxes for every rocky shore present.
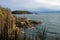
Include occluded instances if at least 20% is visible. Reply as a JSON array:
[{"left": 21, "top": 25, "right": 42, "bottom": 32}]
[
  {"left": 0, "top": 7, "right": 42, "bottom": 40},
  {"left": 14, "top": 16, "right": 42, "bottom": 28}
]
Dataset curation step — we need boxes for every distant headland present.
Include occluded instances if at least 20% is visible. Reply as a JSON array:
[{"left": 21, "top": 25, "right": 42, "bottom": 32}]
[{"left": 12, "top": 10, "right": 32, "bottom": 14}]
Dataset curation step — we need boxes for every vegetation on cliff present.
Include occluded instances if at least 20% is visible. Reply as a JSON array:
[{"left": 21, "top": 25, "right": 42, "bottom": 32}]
[
  {"left": 0, "top": 7, "right": 23, "bottom": 40},
  {"left": 12, "top": 10, "right": 32, "bottom": 14}
]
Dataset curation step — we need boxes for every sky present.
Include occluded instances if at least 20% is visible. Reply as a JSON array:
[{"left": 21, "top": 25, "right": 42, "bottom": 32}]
[{"left": 0, "top": 0, "right": 60, "bottom": 11}]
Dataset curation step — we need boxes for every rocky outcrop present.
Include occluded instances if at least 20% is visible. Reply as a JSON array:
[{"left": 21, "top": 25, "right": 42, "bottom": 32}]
[
  {"left": 29, "top": 20, "right": 42, "bottom": 24},
  {"left": 14, "top": 16, "right": 42, "bottom": 28},
  {"left": 12, "top": 11, "right": 32, "bottom": 14}
]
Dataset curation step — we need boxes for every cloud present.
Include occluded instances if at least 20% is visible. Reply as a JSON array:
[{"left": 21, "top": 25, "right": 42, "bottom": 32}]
[
  {"left": 0, "top": 0, "right": 60, "bottom": 11},
  {"left": 34, "top": 0, "right": 60, "bottom": 10}
]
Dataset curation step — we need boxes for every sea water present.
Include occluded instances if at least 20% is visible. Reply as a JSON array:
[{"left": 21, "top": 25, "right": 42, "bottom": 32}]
[{"left": 13, "top": 13, "right": 60, "bottom": 40}]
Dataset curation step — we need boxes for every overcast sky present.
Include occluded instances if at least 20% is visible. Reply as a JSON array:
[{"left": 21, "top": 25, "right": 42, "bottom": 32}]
[{"left": 0, "top": 0, "right": 60, "bottom": 11}]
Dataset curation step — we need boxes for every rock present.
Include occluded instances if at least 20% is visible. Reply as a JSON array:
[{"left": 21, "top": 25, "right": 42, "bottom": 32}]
[
  {"left": 29, "top": 20, "right": 42, "bottom": 24},
  {"left": 14, "top": 16, "right": 42, "bottom": 28}
]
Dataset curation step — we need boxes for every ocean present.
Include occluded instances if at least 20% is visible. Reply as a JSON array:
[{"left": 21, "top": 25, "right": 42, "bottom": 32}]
[{"left": 13, "top": 13, "right": 60, "bottom": 40}]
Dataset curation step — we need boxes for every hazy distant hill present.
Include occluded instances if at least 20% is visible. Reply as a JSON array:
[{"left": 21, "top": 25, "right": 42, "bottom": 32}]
[
  {"left": 37, "top": 11, "right": 60, "bottom": 13},
  {"left": 33, "top": 9, "right": 60, "bottom": 13}
]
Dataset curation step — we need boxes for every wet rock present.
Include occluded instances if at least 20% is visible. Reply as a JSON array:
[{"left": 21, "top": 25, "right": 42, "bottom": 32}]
[{"left": 29, "top": 20, "right": 42, "bottom": 25}]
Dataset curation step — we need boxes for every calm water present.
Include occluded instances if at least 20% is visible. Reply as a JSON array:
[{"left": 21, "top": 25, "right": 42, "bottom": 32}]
[{"left": 13, "top": 13, "right": 60, "bottom": 39}]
